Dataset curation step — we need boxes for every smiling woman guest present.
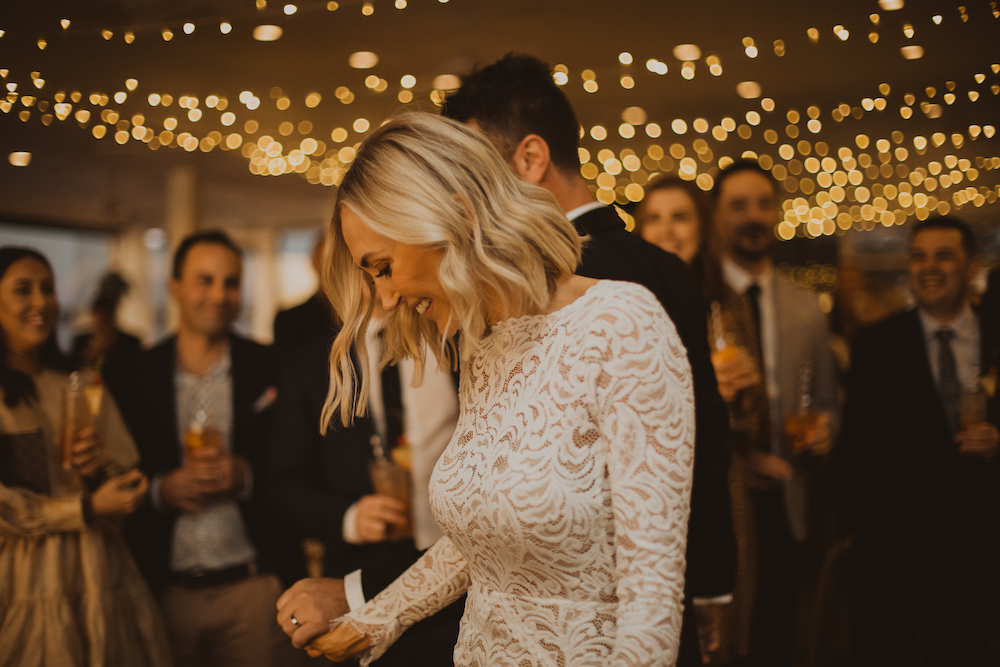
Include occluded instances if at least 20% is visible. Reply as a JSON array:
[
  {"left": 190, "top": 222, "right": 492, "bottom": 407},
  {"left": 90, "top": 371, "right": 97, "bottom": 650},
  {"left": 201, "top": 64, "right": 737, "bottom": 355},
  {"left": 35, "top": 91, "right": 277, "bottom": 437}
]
[
  {"left": 0, "top": 247, "right": 170, "bottom": 667},
  {"left": 276, "top": 113, "right": 696, "bottom": 667}
]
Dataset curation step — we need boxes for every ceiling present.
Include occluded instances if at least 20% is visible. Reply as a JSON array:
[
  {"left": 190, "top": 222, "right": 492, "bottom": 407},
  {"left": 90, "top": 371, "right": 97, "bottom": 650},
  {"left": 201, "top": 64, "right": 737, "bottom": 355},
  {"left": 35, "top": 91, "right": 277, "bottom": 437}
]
[{"left": 1, "top": 0, "right": 998, "bottom": 238}]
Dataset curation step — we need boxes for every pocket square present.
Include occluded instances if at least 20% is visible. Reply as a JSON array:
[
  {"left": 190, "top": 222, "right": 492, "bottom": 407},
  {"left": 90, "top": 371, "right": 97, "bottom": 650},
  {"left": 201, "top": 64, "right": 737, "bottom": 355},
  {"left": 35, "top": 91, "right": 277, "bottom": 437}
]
[{"left": 253, "top": 386, "right": 278, "bottom": 413}]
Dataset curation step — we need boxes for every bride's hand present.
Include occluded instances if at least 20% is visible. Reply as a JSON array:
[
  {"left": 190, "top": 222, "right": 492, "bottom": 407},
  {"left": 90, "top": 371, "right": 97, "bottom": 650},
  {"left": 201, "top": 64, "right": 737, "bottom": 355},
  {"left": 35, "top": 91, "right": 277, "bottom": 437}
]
[{"left": 304, "top": 623, "right": 372, "bottom": 661}]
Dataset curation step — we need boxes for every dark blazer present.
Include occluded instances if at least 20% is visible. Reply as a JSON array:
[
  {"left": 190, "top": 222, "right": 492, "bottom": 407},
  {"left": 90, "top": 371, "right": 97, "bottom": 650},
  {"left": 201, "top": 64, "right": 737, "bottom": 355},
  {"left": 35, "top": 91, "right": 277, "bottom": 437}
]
[
  {"left": 273, "top": 293, "right": 335, "bottom": 355},
  {"left": 269, "top": 333, "right": 423, "bottom": 578},
  {"left": 269, "top": 331, "right": 463, "bottom": 667},
  {"left": 836, "top": 307, "right": 1000, "bottom": 555},
  {"left": 574, "top": 205, "right": 736, "bottom": 599},
  {"left": 103, "top": 333, "right": 304, "bottom": 591}
]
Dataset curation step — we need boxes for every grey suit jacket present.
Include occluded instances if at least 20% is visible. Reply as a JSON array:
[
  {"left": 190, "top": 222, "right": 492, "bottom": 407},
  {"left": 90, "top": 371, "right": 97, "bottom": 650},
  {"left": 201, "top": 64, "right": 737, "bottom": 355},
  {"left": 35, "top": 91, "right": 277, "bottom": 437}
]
[{"left": 772, "top": 277, "right": 840, "bottom": 542}]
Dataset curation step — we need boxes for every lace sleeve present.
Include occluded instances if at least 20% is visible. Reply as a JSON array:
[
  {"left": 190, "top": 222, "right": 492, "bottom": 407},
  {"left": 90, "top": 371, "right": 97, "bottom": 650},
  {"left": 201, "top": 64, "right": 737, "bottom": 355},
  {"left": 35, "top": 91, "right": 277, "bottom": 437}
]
[
  {"left": 333, "top": 536, "right": 470, "bottom": 666},
  {"left": 593, "top": 291, "right": 695, "bottom": 666}
]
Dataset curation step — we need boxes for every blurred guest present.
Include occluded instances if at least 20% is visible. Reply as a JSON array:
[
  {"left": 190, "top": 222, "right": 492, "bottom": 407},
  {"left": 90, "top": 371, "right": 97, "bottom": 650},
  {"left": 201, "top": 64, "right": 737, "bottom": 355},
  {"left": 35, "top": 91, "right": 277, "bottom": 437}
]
[
  {"left": 270, "top": 297, "right": 463, "bottom": 666},
  {"left": 273, "top": 232, "right": 335, "bottom": 353},
  {"left": 441, "top": 53, "right": 733, "bottom": 667},
  {"left": 104, "top": 231, "right": 305, "bottom": 667},
  {"left": 836, "top": 216, "right": 999, "bottom": 666},
  {"left": 714, "top": 161, "right": 840, "bottom": 667},
  {"left": 0, "top": 246, "right": 169, "bottom": 667},
  {"left": 71, "top": 271, "right": 142, "bottom": 372},
  {"left": 637, "top": 177, "right": 770, "bottom": 665}
]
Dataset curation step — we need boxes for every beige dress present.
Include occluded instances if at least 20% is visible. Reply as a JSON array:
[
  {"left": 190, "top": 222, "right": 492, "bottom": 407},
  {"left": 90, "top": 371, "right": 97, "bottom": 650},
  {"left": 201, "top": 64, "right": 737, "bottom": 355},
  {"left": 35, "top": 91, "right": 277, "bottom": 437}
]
[{"left": 0, "top": 368, "right": 171, "bottom": 667}]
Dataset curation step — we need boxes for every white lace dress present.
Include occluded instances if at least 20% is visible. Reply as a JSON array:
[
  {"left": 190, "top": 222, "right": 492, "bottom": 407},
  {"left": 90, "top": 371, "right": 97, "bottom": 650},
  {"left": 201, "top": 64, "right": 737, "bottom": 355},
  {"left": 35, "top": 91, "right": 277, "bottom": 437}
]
[{"left": 339, "top": 280, "right": 695, "bottom": 666}]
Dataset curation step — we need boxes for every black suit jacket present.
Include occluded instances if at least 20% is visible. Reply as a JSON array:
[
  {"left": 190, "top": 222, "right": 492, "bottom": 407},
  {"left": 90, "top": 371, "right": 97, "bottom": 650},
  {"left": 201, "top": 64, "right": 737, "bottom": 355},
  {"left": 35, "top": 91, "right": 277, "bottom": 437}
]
[
  {"left": 269, "top": 330, "right": 463, "bottom": 666},
  {"left": 273, "top": 293, "right": 335, "bottom": 355},
  {"left": 574, "top": 205, "right": 736, "bottom": 599},
  {"left": 836, "top": 309, "right": 1000, "bottom": 561},
  {"left": 268, "top": 332, "right": 424, "bottom": 578},
  {"left": 104, "top": 333, "right": 304, "bottom": 591}
]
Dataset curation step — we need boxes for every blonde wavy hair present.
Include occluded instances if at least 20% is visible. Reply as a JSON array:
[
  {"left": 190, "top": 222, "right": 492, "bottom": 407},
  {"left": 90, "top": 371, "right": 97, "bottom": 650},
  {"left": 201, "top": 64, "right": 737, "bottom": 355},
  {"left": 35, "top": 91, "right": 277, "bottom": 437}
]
[{"left": 321, "top": 112, "right": 582, "bottom": 430}]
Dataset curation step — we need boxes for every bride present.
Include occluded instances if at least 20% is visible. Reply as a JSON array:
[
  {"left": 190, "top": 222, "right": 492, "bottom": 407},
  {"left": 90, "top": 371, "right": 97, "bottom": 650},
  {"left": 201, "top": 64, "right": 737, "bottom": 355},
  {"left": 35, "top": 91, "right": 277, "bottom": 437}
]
[{"left": 282, "top": 113, "right": 695, "bottom": 666}]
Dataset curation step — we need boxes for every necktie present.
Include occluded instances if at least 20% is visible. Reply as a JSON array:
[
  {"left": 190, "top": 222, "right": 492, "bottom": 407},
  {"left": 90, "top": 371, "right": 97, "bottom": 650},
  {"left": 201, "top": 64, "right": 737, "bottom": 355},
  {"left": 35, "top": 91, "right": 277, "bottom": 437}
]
[
  {"left": 936, "top": 328, "right": 960, "bottom": 434},
  {"left": 745, "top": 283, "right": 764, "bottom": 364}
]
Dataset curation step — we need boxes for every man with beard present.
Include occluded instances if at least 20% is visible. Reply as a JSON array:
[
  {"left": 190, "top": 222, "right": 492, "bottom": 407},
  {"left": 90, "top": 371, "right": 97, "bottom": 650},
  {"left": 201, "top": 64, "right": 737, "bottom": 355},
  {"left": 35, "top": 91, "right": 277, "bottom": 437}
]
[
  {"left": 714, "top": 161, "right": 839, "bottom": 667},
  {"left": 836, "top": 217, "right": 999, "bottom": 666}
]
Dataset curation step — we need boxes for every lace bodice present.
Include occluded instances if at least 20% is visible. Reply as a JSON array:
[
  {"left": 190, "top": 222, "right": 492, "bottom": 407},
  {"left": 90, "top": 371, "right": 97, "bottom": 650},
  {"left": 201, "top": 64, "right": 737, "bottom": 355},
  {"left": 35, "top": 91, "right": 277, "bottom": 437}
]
[{"left": 339, "top": 281, "right": 695, "bottom": 666}]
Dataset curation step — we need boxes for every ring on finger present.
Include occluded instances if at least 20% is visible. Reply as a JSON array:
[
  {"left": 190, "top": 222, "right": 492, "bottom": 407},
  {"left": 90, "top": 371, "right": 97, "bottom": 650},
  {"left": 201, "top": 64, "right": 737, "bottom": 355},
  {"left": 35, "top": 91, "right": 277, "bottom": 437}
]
[{"left": 291, "top": 614, "right": 299, "bottom": 626}]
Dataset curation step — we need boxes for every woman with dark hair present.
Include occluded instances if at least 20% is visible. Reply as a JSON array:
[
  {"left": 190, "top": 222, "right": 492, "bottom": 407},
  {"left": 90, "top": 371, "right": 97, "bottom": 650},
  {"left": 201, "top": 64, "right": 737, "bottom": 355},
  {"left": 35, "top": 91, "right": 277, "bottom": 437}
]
[
  {"left": 0, "top": 246, "right": 171, "bottom": 667},
  {"left": 636, "top": 178, "right": 772, "bottom": 665}
]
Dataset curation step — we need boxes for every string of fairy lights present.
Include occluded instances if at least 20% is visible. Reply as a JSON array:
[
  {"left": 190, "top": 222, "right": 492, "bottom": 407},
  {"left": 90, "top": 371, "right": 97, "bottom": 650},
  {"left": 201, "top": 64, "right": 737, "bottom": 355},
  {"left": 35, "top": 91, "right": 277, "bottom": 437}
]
[{"left": 1, "top": 0, "right": 999, "bottom": 242}]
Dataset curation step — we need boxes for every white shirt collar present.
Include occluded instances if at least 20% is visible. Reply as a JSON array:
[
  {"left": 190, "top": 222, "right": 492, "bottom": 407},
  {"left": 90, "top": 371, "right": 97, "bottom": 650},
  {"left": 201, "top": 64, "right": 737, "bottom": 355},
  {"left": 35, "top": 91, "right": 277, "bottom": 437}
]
[
  {"left": 918, "top": 303, "right": 977, "bottom": 343},
  {"left": 722, "top": 256, "right": 773, "bottom": 294},
  {"left": 565, "top": 200, "right": 606, "bottom": 222}
]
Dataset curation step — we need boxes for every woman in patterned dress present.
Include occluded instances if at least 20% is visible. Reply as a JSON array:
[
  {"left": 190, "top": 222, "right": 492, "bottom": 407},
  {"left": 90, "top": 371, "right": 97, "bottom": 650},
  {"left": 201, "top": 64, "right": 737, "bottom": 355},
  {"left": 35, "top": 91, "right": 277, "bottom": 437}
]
[
  {"left": 0, "top": 246, "right": 171, "bottom": 667},
  {"left": 282, "top": 113, "right": 696, "bottom": 666}
]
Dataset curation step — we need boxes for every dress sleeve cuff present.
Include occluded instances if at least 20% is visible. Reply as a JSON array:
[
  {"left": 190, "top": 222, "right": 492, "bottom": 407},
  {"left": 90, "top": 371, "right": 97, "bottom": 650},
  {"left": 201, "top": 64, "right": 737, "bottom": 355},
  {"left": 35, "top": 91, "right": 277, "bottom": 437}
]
[
  {"left": 43, "top": 495, "right": 87, "bottom": 532},
  {"left": 345, "top": 569, "right": 367, "bottom": 611}
]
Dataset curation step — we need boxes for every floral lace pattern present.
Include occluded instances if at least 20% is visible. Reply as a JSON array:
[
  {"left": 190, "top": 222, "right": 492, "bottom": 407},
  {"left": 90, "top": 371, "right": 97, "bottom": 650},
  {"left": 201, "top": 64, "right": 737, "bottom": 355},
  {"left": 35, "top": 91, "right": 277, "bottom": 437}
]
[{"left": 341, "top": 281, "right": 695, "bottom": 666}]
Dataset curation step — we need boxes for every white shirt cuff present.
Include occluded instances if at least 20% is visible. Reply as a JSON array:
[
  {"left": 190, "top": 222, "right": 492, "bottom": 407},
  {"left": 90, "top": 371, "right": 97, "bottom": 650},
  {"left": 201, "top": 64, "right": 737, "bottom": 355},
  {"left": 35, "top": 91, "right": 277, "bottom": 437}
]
[
  {"left": 344, "top": 569, "right": 367, "bottom": 611},
  {"left": 693, "top": 594, "right": 734, "bottom": 606},
  {"left": 342, "top": 502, "right": 362, "bottom": 544}
]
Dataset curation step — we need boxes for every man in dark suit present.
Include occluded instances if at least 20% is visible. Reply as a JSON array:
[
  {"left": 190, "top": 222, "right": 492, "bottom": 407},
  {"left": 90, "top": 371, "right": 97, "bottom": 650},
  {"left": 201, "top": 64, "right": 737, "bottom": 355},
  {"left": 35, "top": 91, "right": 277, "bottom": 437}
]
[
  {"left": 270, "top": 310, "right": 463, "bottom": 666},
  {"left": 836, "top": 216, "right": 1000, "bottom": 666},
  {"left": 442, "top": 53, "right": 733, "bottom": 665},
  {"left": 105, "top": 230, "right": 305, "bottom": 667}
]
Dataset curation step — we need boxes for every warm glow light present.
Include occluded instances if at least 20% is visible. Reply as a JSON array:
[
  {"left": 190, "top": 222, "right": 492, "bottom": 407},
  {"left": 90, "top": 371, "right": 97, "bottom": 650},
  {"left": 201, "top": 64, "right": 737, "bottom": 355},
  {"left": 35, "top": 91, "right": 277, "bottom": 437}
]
[
  {"left": 284, "top": 4, "right": 298, "bottom": 14},
  {"left": 622, "top": 106, "right": 647, "bottom": 125},
  {"left": 901, "top": 45, "right": 924, "bottom": 59},
  {"left": 879, "top": 0, "right": 903, "bottom": 9},
  {"left": 400, "top": 75, "right": 416, "bottom": 89},
  {"left": 353, "top": 118, "right": 370, "bottom": 133},
  {"left": 673, "top": 44, "right": 702, "bottom": 61},
  {"left": 220, "top": 22, "right": 233, "bottom": 34},
  {"left": 619, "top": 52, "right": 633, "bottom": 65},
  {"left": 253, "top": 25, "right": 282, "bottom": 41},
  {"left": 183, "top": 23, "right": 195, "bottom": 34},
  {"left": 8, "top": 152, "right": 31, "bottom": 167},
  {"left": 433, "top": 74, "right": 461, "bottom": 90},
  {"left": 736, "top": 81, "right": 761, "bottom": 99},
  {"left": 349, "top": 51, "right": 379, "bottom": 69}
]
